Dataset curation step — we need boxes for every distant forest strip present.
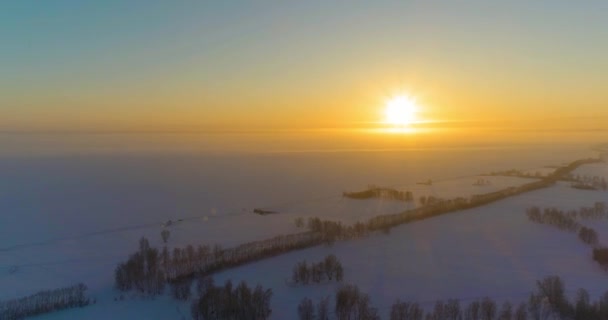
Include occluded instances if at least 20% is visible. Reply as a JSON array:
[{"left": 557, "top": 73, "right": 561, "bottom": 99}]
[
  {"left": 116, "top": 158, "right": 602, "bottom": 291},
  {"left": 0, "top": 283, "right": 90, "bottom": 320},
  {"left": 343, "top": 186, "right": 414, "bottom": 202}
]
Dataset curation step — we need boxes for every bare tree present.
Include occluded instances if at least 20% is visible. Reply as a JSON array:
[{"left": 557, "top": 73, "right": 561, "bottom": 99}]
[
  {"left": 161, "top": 229, "right": 170, "bottom": 244},
  {"left": 498, "top": 302, "right": 512, "bottom": 320},
  {"left": 298, "top": 298, "right": 315, "bottom": 320},
  {"left": 317, "top": 296, "right": 330, "bottom": 320},
  {"left": 480, "top": 297, "right": 496, "bottom": 320}
]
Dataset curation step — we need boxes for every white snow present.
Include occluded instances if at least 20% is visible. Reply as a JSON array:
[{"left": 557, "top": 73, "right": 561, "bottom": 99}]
[
  {"left": 0, "top": 143, "right": 605, "bottom": 319},
  {"left": 212, "top": 180, "right": 608, "bottom": 319}
]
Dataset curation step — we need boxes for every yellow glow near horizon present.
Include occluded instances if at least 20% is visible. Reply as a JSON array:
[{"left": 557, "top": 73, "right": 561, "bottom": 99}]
[{"left": 384, "top": 94, "right": 419, "bottom": 127}]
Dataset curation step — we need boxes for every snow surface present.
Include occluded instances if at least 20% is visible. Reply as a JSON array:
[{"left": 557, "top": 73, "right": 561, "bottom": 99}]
[
  {"left": 211, "top": 179, "right": 608, "bottom": 319},
  {"left": 1, "top": 144, "right": 605, "bottom": 319}
]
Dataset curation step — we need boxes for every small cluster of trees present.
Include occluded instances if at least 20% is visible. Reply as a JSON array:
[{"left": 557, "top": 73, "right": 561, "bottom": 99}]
[
  {"left": 335, "top": 285, "right": 380, "bottom": 320},
  {"left": 0, "top": 283, "right": 89, "bottom": 320},
  {"left": 343, "top": 186, "right": 414, "bottom": 202},
  {"left": 388, "top": 276, "right": 608, "bottom": 320},
  {"left": 191, "top": 278, "right": 272, "bottom": 320},
  {"left": 593, "top": 248, "right": 608, "bottom": 269},
  {"left": 579, "top": 226, "right": 599, "bottom": 247},
  {"left": 298, "top": 285, "right": 379, "bottom": 320},
  {"left": 114, "top": 237, "right": 166, "bottom": 294},
  {"left": 568, "top": 174, "right": 608, "bottom": 191},
  {"left": 298, "top": 297, "right": 330, "bottom": 320},
  {"left": 292, "top": 254, "right": 344, "bottom": 285}
]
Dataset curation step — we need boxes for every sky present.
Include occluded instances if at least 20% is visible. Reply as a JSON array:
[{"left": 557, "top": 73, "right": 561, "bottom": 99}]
[{"left": 1, "top": 1, "right": 607, "bottom": 134}]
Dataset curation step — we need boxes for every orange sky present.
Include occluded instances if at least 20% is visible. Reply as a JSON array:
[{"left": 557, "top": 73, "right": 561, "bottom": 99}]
[{"left": 1, "top": 2, "right": 607, "bottom": 142}]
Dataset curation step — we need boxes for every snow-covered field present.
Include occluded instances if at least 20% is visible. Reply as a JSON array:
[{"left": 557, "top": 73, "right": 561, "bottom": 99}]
[
  {"left": 1, "top": 142, "right": 605, "bottom": 319},
  {"left": 213, "top": 180, "right": 608, "bottom": 319}
]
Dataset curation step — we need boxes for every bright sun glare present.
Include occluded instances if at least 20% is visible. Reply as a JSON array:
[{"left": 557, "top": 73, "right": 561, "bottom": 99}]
[{"left": 384, "top": 94, "right": 418, "bottom": 127}]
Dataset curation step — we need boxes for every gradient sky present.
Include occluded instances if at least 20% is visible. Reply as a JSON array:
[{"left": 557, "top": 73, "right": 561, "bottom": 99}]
[{"left": 1, "top": 1, "right": 607, "bottom": 132}]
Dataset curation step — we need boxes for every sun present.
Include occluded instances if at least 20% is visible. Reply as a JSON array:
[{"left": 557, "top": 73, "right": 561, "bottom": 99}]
[{"left": 384, "top": 94, "right": 419, "bottom": 126}]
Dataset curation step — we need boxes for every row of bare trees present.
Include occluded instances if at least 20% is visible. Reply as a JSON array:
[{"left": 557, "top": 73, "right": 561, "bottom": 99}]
[
  {"left": 299, "top": 276, "right": 608, "bottom": 320},
  {"left": 0, "top": 283, "right": 89, "bottom": 320},
  {"left": 115, "top": 232, "right": 327, "bottom": 293},
  {"left": 526, "top": 204, "right": 607, "bottom": 271},
  {"left": 525, "top": 205, "right": 605, "bottom": 246},
  {"left": 361, "top": 158, "right": 602, "bottom": 235},
  {"left": 292, "top": 254, "right": 344, "bottom": 285},
  {"left": 358, "top": 160, "right": 601, "bottom": 235},
  {"left": 527, "top": 202, "right": 607, "bottom": 225},
  {"left": 363, "top": 178, "right": 551, "bottom": 235},
  {"left": 526, "top": 207, "right": 581, "bottom": 232}
]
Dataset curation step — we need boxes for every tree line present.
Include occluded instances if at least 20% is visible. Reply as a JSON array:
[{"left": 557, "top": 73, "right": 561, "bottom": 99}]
[
  {"left": 0, "top": 283, "right": 89, "bottom": 320},
  {"left": 299, "top": 276, "right": 608, "bottom": 320},
  {"left": 362, "top": 157, "right": 602, "bottom": 235},
  {"left": 304, "top": 178, "right": 557, "bottom": 243},
  {"left": 527, "top": 202, "right": 607, "bottom": 226},
  {"left": 115, "top": 232, "right": 327, "bottom": 293},
  {"left": 191, "top": 277, "right": 272, "bottom": 320},
  {"left": 292, "top": 254, "right": 344, "bottom": 285},
  {"left": 525, "top": 206, "right": 582, "bottom": 232},
  {"left": 526, "top": 204, "right": 608, "bottom": 269}
]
